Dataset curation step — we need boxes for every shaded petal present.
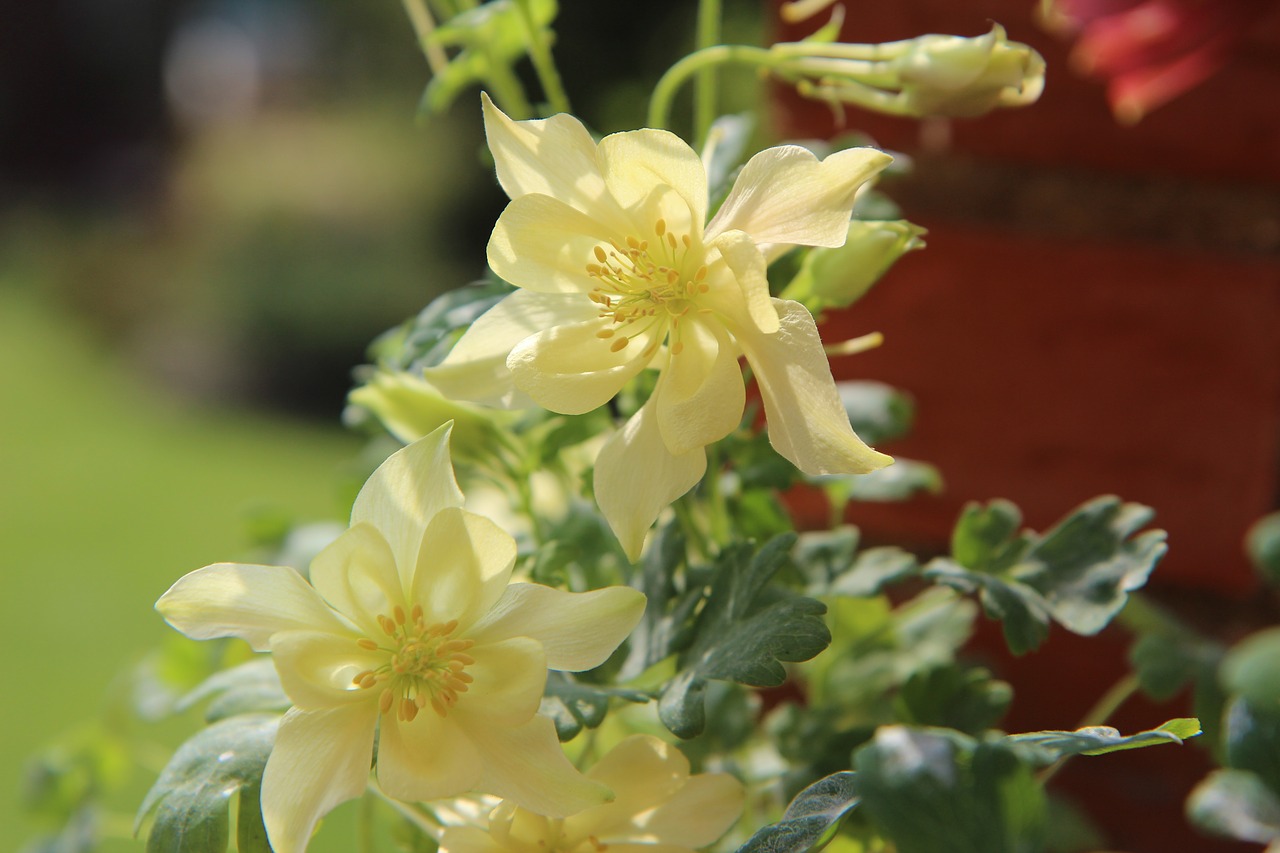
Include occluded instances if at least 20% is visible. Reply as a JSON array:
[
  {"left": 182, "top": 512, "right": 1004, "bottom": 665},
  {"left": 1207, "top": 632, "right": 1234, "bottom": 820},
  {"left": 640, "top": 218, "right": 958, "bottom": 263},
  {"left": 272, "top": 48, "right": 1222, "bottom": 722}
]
[
  {"left": 735, "top": 299, "right": 892, "bottom": 474},
  {"left": 426, "top": 290, "right": 590, "bottom": 410},
  {"left": 156, "top": 563, "right": 347, "bottom": 652},
  {"left": 597, "top": 128, "right": 707, "bottom": 227},
  {"left": 465, "top": 714, "right": 612, "bottom": 817},
  {"left": 655, "top": 317, "right": 745, "bottom": 456},
  {"left": 707, "top": 229, "right": 780, "bottom": 335},
  {"left": 261, "top": 705, "right": 376, "bottom": 853},
  {"left": 508, "top": 316, "right": 657, "bottom": 415},
  {"left": 270, "top": 629, "right": 381, "bottom": 710},
  {"left": 309, "top": 522, "right": 402, "bottom": 637},
  {"left": 437, "top": 827, "right": 507, "bottom": 853},
  {"left": 488, "top": 193, "right": 623, "bottom": 294},
  {"left": 411, "top": 507, "right": 516, "bottom": 630},
  {"left": 377, "top": 708, "right": 483, "bottom": 802},
  {"left": 635, "top": 772, "right": 744, "bottom": 846},
  {"left": 595, "top": 401, "right": 706, "bottom": 561},
  {"left": 455, "top": 636, "right": 546, "bottom": 727},
  {"left": 467, "top": 584, "right": 645, "bottom": 671},
  {"left": 705, "top": 145, "right": 892, "bottom": 249},
  {"left": 565, "top": 735, "right": 686, "bottom": 842},
  {"left": 350, "top": 423, "right": 464, "bottom": 589},
  {"left": 482, "top": 94, "right": 626, "bottom": 229}
]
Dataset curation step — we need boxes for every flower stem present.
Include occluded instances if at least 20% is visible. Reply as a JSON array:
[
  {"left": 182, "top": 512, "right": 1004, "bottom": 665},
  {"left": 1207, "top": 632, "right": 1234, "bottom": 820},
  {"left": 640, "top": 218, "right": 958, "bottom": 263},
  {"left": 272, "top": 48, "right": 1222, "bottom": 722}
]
[
  {"left": 648, "top": 45, "right": 773, "bottom": 130},
  {"left": 358, "top": 791, "right": 377, "bottom": 853},
  {"left": 401, "top": 0, "right": 449, "bottom": 74},
  {"left": 485, "top": 57, "right": 535, "bottom": 121},
  {"left": 1037, "top": 672, "right": 1141, "bottom": 786},
  {"left": 514, "top": 0, "right": 571, "bottom": 116},
  {"left": 693, "top": 0, "right": 723, "bottom": 148}
]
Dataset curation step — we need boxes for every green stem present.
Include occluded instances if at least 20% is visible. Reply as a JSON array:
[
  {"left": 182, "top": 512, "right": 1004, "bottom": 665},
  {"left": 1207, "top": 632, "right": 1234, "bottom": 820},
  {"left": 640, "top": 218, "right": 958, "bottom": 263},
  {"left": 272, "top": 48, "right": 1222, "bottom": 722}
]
[
  {"left": 648, "top": 44, "right": 773, "bottom": 130},
  {"left": 484, "top": 57, "right": 535, "bottom": 120},
  {"left": 693, "top": 0, "right": 723, "bottom": 148},
  {"left": 1038, "top": 672, "right": 1141, "bottom": 786},
  {"left": 514, "top": 0, "right": 571, "bottom": 115},
  {"left": 401, "top": 0, "right": 449, "bottom": 74},
  {"left": 358, "top": 791, "right": 377, "bottom": 853}
]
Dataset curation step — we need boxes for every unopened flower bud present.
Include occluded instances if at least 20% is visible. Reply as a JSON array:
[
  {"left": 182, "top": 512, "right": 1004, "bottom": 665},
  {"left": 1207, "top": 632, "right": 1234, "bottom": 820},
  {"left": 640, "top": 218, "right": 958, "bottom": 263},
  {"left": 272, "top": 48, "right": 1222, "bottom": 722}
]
[
  {"left": 346, "top": 368, "right": 510, "bottom": 459},
  {"left": 781, "top": 219, "right": 926, "bottom": 313}
]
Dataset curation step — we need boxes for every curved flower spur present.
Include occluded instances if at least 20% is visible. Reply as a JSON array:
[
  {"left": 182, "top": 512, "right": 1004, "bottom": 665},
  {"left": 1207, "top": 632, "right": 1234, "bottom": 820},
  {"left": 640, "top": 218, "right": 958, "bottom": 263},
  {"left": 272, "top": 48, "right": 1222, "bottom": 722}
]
[
  {"left": 428, "top": 96, "right": 894, "bottom": 559},
  {"left": 156, "top": 422, "right": 645, "bottom": 853}
]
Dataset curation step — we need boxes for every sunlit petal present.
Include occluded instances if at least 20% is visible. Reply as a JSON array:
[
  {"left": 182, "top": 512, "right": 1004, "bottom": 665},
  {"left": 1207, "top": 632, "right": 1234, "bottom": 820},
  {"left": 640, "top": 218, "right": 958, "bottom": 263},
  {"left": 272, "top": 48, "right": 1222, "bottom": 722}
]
[
  {"left": 598, "top": 128, "right": 708, "bottom": 227},
  {"left": 489, "top": 194, "right": 623, "bottom": 294},
  {"left": 261, "top": 705, "right": 376, "bottom": 853},
  {"left": 707, "top": 229, "right": 780, "bottom": 334},
  {"left": 508, "top": 317, "right": 657, "bottom": 415},
  {"left": 635, "top": 771, "right": 745, "bottom": 846},
  {"left": 437, "top": 827, "right": 506, "bottom": 853},
  {"left": 410, "top": 507, "right": 516, "bottom": 630},
  {"left": 467, "top": 584, "right": 645, "bottom": 672},
  {"left": 377, "top": 709, "right": 483, "bottom": 803},
  {"left": 567, "top": 735, "right": 687, "bottom": 841},
  {"left": 654, "top": 317, "right": 745, "bottom": 456},
  {"left": 455, "top": 636, "right": 546, "bottom": 726},
  {"left": 270, "top": 629, "right": 381, "bottom": 710},
  {"left": 157, "top": 563, "right": 348, "bottom": 652},
  {"left": 309, "top": 522, "right": 402, "bottom": 637}
]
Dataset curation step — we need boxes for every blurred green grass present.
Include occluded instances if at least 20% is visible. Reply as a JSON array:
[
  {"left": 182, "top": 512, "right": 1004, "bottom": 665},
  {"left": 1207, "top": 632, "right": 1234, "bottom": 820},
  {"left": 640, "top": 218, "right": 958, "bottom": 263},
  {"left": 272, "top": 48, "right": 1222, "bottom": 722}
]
[{"left": 0, "top": 283, "right": 363, "bottom": 848}]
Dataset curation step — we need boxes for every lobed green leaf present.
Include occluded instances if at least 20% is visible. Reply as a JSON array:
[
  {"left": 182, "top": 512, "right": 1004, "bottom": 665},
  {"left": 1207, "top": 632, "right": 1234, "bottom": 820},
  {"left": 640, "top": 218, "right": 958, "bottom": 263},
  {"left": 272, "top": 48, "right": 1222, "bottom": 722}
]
[{"left": 734, "top": 771, "right": 861, "bottom": 853}]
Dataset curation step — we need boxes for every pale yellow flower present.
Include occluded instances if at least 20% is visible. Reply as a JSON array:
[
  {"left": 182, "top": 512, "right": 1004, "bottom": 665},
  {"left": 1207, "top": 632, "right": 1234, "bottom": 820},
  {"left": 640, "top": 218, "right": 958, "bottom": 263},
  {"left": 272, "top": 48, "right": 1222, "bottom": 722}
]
[
  {"left": 156, "top": 423, "right": 646, "bottom": 853},
  {"left": 438, "top": 734, "right": 744, "bottom": 853},
  {"left": 427, "top": 96, "right": 892, "bottom": 559}
]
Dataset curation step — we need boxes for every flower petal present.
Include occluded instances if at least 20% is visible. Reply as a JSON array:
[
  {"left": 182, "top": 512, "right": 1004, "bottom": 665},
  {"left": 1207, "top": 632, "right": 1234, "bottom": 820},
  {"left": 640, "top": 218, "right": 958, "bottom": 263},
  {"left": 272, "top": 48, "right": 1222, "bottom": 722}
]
[
  {"left": 437, "top": 827, "right": 507, "bottom": 853},
  {"left": 261, "top": 705, "right": 376, "bottom": 853},
  {"left": 411, "top": 507, "right": 517, "bottom": 630},
  {"left": 635, "top": 771, "right": 745, "bottom": 846},
  {"left": 350, "top": 423, "right": 464, "bottom": 589},
  {"left": 377, "top": 708, "right": 483, "bottom": 803},
  {"left": 156, "top": 563, "right": 347, "bottom": 652},
  {"left": 489, "top": 193, "right": 625, "bottom": 294},
  {"left": 594, "top": 401, "right": 706, "bottom": 561},
  {"left": 426, "top": 290, "right": 591, "bottom": 410},
  {"left": 507, "top": 315, "right": 657, "bottom": 415},
  {"left": 705, "top": 145, "right": 892, "bottom": 249},
  {"left": 654, "top": 317, "right": 745, "bottom": 456},
  {"left": 482, "top": 94, "right": 625, "bottom": 228},
  {"left": 309, "top": 522, "right": 403, "bottom": 637},
  {"left": 464, "top": 714, "right": 612, "bottom": 818},
  {"left": 270, "top": 629, "right": 381, "bottom": 710},
  {"left": 565, "top": 735, "right": 687, "bottom": 842},
  {"left": 735, "top": 299, "right": 892, "bottom": 474},
  {"left": 467, "top": 583, "right": 645, "bottom": 671},
  {"left": 455, "top": 636, "right": 546, "bottom": 727},
  {"left": 597, "top": 128, "right": 708, "bottom": 227},
  {"left": 708, "top": 229, "right": 780, "bottom": 335}
]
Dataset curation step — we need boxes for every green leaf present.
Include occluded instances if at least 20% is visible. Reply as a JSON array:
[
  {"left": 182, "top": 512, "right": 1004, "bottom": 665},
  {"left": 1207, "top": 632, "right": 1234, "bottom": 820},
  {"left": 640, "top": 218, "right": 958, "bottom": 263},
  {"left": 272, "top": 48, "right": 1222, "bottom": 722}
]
[
  {"left": 1187, "top": 769, "right": 1280, "bottom": 845},
  {"left": 373, "top": 278, "right": 512, "bottom": 372},
  {"left": 734, "top": 772, "right": 861, "bottom": 853},
  {"left": 855, "top": 727, "right": 1047, "bottom": 853},
  {"left": 816, "top": 459, "right": 942, "bottom": 505},
  {"left": 895, "top": 665, "right": 1012, "bottom": 735},
  {"left": 658, "top": 534, "right": 831, "bottom": 738},
  {"left": 136, "top": 713, "right": 279, "bottom": 853},
  {"left": 1222, "top": 627, "right": 1280, "bottom": 707},
  {"left": 539, "top": 672, "right": 650, "bottom": 741},
  {"left": 793, "top": 526, "right": 919, "bottom": 597},
  {"left": 177, "top": 659, "right": 290, "bottom": 723},
  {"left": 235, "top": 780, "right": 271, "bottom": 853},
  {"left": 1004, "top": 718, "right": 1200, "bottom": 762},
  {"left": 616, "top": 523, "right": 702, "bottom": 680},
  {"left": 925, "top": 496, "right": 1166, "bottom": 654},
  {"left": 1224, "top": 697, "right": 1280, "bottom": 798},
  {"left": 837, "top": 381, "right": 916, "bottom": 446},
  {"left": 704, "top": 113, "right": 755, "bottom": 205},
  {"left": 1246, "top": 511, "right": 1280, "bottom": 586}
]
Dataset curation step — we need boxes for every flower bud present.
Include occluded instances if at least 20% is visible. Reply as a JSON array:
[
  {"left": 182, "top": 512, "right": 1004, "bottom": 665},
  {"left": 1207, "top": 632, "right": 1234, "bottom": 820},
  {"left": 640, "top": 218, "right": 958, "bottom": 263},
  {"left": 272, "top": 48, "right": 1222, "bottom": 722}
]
[{"left": 781, "top": 219, "right": 926, "bottom": 313}]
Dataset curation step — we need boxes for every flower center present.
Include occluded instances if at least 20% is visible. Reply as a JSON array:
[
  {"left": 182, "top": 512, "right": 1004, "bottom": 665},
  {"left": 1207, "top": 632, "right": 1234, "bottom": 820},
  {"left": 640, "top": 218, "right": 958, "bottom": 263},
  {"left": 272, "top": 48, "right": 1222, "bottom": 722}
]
[
  {"left": 352, "top": 604, "right": 475, "bottom": 722},
  {"left": 585, "top": 217, "right": 709, "bottom": 359}
]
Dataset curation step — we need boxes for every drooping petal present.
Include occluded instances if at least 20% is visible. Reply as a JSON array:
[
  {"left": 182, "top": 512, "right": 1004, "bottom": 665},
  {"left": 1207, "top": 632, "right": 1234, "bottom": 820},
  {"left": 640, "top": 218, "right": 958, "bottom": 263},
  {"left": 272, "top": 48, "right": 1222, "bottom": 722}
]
[
  {"left": 260, "top": 705, "right": 377, "bottom": 853},
  {"left": 594, "top": 401, "right": 706, "bottom": 561},
  {"left": 654, "top": 317, "right": 745, "bottom": 456},
  {"left": 467, "top": 583, "right": 645, "bottom": 671},
  {"left": 156, "top": 563, "right": 348, "bottom": 652},
  {"left": 488, "top": 193, "right": 624, "bottom": 294},
  {"left": 436, "top": 827, "right": 507, "bottom": 853},
  {"left": 707, "top": 229, "right": 780, "bottom": 334},
  {"left": 269, "top": 629, "right": 381, "bottom": 710},
  {"left": 350, "top": 423, "right": 464, "bottom": 589},
  {"left": 597, "top": 128, "right": 708, "bottom": 228},
  {"left": 426, "top": 290, "right": 592, "bottom": 410},
  {"left": 454, "top": 636, "right": 546, "bottom": 727},
  {"left": 377, "top": 709, "right": 483, "bottom": 803},
  {"left": 507, "top": 316, "right": 658, "bottom": 416},
  {"left": 566, "top": 735, "right": 688, "bottom": 842},
  {"left": 482, "top": 94, "right": 626, "bottom": 230},
  {"left": 634, "top": 771, "right": 745, "bottom": 846},
  {"left": 464, "top": 714, "right": 612, "bottom": 818},
  {"left": 309, "top": 522, "right": 403, "bottom": 638},
  {"left": 410, "top": 507, "right": 516, "bottom": 630},
  {"left": 705, "top": 145, "right": 892, "bottom": 249},
  {"left": 735, "top": 299, "right": 892, "bottom": 475}
]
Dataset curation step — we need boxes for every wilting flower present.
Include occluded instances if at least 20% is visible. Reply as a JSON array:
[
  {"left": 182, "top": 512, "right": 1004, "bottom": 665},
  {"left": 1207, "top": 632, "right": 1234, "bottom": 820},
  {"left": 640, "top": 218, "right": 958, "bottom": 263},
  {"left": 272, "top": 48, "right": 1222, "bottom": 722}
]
[
  {"left": 427, "top": 96, "right": 892, "bottom": 559},
  {"left": 438, "top": 734, "right": 745, "bottom": 853},
  {"left": 156, "top": 423, "right": 646, "bottom": 853}
]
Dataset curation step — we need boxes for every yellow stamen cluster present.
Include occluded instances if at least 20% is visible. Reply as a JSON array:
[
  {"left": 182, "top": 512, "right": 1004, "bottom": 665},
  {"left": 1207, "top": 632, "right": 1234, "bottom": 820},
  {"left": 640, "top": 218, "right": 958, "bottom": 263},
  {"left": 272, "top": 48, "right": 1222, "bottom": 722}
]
[
  {"left": 585, "top": 218, "right": 710, "bottom": 359},
  {"left": 352, "top": 604, "right": 475, "bottom": 722}
]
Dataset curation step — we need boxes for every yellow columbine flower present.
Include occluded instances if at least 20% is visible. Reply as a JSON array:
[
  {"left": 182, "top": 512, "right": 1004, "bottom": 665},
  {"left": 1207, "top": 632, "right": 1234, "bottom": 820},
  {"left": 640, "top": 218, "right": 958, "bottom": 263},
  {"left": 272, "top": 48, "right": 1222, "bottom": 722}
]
[
  {"left": 156, "top": 422, "right": 645, "bottom": 853},
  {"left": 427, "top": 96, "right": 892, "bottom": 559},
  {"left": 438, "top": 734, "right": 745, "bottom": 853}
]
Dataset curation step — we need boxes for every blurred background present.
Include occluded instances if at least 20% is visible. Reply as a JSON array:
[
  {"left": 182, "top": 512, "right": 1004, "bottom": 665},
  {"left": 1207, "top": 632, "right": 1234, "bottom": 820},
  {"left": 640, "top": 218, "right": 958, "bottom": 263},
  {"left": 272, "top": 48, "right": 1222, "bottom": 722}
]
[{"left": 2, "top": 0, "right": 1278, "bottom": 850}]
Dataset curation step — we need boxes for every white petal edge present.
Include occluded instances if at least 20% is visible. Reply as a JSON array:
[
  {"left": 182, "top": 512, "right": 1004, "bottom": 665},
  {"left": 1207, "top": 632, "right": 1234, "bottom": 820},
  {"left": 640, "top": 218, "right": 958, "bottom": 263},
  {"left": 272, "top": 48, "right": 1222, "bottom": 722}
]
[
  {"left": 594, "top": 400, "right": 707, "bottom": 561},
  {"left": 350, "top": 422, "right": 464, "bottom": 589},
  {"left": 261, "top": 704, "right": 377, "bottom": 853},
  {"left": 467, "top": 583, "right": 645, "bottom": 671},
  {"left": 156, "top": 563, "right": 348, "bottom": 652},
  {"left": 735, "top": 299, "right": 892, "bottom": 475}
]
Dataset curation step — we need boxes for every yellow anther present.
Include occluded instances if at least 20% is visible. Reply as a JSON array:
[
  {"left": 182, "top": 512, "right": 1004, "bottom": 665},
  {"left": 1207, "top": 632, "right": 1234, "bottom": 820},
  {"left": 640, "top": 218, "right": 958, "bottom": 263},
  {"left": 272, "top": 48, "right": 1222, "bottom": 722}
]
[
  {"left": 378, "top": 615, "right": 397, "bottom": 636},
  {"left": 667, "top": 232, "right": 678, "bottom": 249},
  {"left": 596, "top": 329, "right": 615, "bottom": 339},
  {"left": 393, "top": 605, "right": 406, "bottom": 625},
  {"left": 610, "top": 336, "right": 629, "bottom": 352},
  {"left": 695, "top": 265, "right": 707, "bottom": 281},
  {"left": 452, "top": 653, "right": 475, "bottom": 666},
  {"left": 400, "top": 698, "right": 418, "bottom": 722},
  {"left": 666, "top": 269, "right": 679, "bottom": 285},
  {"left": 379, "top": 688, "right": 394, "bottom": 713},
  {"left": 672, "top": 341, "right": 684, "bottom": 356},
  {"left": 430, "top": 695, "right": 447, "bottom": 716},
  {"left": 626, "top": 235, "right": 640, "bottom": 250},
  {"left": 682, "top": 234, "right": 692, "bottom": 248},
  {"left": 411, "top": 603, "right": 423, "bottom": 622},
  {"left": 594, "top": 246, "right": 607, "bottom": 263},
  {"left": 360, "top": 673, "right": 378, "bottom": 689},
  {"left": 356, "top": 638, "right": 379, "bottom": 651},
  {"left": 655, "top": 218, "right": 666, "bottom": 236}
]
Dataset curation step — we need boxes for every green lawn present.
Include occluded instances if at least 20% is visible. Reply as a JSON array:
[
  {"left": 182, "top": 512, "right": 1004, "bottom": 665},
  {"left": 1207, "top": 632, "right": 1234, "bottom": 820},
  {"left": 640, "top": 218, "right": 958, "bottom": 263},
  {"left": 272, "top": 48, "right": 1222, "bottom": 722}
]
[{"left": 0, "top": 285, "right": 364, "bottom": 849}]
